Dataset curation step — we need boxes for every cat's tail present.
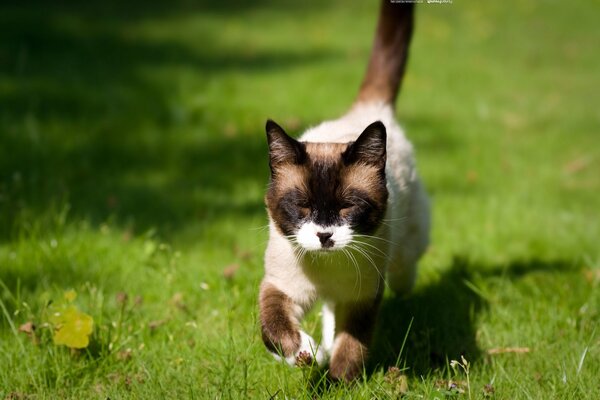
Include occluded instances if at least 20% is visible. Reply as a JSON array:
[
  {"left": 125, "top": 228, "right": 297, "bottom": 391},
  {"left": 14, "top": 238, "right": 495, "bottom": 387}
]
[{"left": 355, "top": 1, "right": 414, "bottom": 107}]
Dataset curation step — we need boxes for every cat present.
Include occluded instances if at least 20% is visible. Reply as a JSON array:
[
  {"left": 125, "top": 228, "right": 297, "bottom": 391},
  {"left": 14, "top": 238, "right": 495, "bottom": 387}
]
[{"left": 259, "top": 1, "right": 430, "bottom": 381}]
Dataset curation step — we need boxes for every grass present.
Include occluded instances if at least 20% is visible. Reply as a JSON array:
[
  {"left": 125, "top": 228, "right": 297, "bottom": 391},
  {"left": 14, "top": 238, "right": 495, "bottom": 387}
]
[{"left": 1, "top": 0, "right": 599, "bottom": 398}]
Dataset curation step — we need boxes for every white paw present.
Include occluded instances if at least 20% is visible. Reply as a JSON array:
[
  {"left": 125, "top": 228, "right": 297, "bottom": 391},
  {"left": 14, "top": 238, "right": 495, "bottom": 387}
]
[{"left": 271, "top": 330, "right": 327, "bottom": 366}]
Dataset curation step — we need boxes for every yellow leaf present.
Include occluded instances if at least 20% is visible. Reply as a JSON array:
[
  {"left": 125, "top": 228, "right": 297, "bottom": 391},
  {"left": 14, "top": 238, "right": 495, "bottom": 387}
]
[{"left": 51, "top": 305, "right": 94, "bottom": 349}]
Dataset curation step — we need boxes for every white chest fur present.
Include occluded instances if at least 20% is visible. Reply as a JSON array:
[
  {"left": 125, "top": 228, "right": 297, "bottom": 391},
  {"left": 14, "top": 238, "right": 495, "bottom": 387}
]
[{"left": 299, "top": 240, "right": 387, "bottom": 303}]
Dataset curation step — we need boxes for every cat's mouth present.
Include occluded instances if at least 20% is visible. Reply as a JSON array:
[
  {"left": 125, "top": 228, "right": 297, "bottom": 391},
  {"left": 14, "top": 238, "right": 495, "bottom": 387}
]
[
  {"left": 294, "top": 222, "right": 353, "bottom": 251},
  {"left": 299, "top": 245, "right": 345, "bottom": 255}
]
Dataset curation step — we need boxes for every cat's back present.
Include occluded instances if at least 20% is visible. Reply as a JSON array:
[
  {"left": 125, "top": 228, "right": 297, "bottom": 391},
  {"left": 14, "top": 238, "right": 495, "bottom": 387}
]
[{"left": 299, "top": 102, "right": 417, "bottom": 187}]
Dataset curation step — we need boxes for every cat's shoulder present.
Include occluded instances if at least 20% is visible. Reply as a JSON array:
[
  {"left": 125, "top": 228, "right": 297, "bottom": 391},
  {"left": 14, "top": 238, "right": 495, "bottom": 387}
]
[{"left": 299, "top": 102, "right": 413, "bottom": 154}]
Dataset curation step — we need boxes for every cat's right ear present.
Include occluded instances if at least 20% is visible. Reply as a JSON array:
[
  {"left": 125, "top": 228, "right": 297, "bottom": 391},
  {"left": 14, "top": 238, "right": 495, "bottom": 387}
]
[{"left": 266, "top": 120, "right": 306, "bottom": 170}]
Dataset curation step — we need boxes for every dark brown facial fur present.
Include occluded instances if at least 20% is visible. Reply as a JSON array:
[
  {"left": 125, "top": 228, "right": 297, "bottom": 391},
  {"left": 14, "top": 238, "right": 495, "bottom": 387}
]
[{"left": 265, "top": 120, "right": 389, "bottom": 239}]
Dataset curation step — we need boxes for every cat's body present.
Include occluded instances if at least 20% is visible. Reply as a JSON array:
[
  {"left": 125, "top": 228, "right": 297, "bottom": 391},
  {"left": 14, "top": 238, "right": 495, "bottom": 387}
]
[
  {"left": 259, "top": 2, "right": 429, "bottom": 380},
  {"left": 264, "top": 102, "right": 428, "bottom": 302}
]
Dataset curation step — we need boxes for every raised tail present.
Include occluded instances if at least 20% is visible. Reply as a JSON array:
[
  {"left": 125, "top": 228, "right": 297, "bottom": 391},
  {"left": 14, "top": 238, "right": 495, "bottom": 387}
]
[{"left": 355, "top": 1, "right": 415, "bottom": 106}]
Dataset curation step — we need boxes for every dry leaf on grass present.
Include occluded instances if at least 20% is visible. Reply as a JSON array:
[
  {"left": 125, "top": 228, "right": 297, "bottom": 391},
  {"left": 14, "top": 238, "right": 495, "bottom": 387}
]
[
  {"left": 148, "top": 319, "right": 168, "bottom": 331},
  {"left": 18, "top": 321, "right": 38, "bottom": 345},
  {"left": 19, "top": 321, "right": 35, "bottom": 335},
  {"left": 117, "top": 348, "right": 133, "bottom": 361},
  {"left": 223, "top": 263, "right": 240, "bottom": 280}
]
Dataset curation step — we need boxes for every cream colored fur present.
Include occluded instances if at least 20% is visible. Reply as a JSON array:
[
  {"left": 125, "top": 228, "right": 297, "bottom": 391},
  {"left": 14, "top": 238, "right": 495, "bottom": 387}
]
[{"left": 262, "top": 101, "right": 430, "bottom": 360}]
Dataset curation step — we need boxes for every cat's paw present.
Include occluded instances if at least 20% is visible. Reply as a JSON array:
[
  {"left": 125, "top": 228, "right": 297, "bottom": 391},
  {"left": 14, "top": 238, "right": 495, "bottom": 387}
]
[{"left": 271, "top": 330, "right": 326, "bottom": 367}]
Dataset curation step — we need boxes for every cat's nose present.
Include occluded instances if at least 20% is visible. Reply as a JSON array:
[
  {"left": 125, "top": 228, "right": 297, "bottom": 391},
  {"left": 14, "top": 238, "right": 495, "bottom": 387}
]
[{"left": 316, "top": 232, "right": 334, "bottom": 248}]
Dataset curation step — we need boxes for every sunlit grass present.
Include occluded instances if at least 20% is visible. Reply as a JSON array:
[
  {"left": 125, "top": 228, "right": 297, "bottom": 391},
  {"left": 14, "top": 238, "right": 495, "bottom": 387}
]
[{"left": 1, "top": 0, "right": 599, "bottom": 398}]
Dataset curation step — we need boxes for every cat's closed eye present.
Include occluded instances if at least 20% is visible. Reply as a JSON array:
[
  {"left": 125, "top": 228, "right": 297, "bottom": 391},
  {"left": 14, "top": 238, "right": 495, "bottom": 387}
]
[
  {"left": 297, "top": 204, "right": 310, "bottom": 216},
  {"left": 290, "top": 194, "right": 311, "bottom": 215},
  {"left": 296, "top": 200, "right": 310, "bottom": 209},
  {"left": 340, "top": 202, "right": 356, "bottom": 211}
]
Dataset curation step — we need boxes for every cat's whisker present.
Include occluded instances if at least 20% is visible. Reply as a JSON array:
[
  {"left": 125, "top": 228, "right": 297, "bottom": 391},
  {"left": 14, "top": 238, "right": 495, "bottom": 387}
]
[
  {"left": 294, "top": 247, "right": 307, "bottom": 266},
  {"left": 347, "top": 244, "right": 389, "bottom": 293},
  {"left": 348, "top": 244, "right": 382, "bottom": 279},
  {"left": 382, "top": 216, "right": 409, "bottom": 222},
  {"left": 249, "top": 224, "right": 270, "bottom": 232},
  {"left": 342, "top": 247, "right": 362, "bottom": 297},
  {"left": 350, "top": 239, "right": 388, "bottom": 258},
  {"left": 353, "top": 234, "right": 400, "bottom": 248}
]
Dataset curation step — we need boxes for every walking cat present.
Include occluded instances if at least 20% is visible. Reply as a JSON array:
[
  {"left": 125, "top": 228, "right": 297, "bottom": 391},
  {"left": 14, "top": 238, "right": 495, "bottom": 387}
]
[{"left": 259, "top": 1, "right": 430, "bottom": 381}]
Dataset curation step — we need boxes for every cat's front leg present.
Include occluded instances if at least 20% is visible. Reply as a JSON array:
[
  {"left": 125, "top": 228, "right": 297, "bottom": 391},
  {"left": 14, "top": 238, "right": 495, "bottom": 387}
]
[
  {"left": 259, "top": 282, "right": 325, "bottom": 366},
  {"left": 329, "top": 298, "right": 380, "bottom": 381}
]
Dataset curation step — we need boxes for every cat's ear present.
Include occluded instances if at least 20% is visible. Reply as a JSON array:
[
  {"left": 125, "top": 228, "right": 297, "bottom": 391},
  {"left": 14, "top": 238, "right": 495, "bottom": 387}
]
[
  {"left": 343, "top": 121, "right": 387, "bottom": 167},
  {"left": 266, "top": 119, "right": 306, "bottom": 169}
]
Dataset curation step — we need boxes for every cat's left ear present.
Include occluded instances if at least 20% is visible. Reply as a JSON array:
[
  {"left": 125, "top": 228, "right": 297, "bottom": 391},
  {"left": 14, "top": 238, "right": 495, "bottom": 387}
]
[{"left": 343, "top": 121, "right": 387, "bottom": 167}]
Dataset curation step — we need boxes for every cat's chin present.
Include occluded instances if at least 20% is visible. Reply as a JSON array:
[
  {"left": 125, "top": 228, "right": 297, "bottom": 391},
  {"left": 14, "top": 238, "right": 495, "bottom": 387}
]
[{"left": 298, "top": 245, "right": 347, "bottom": 254}]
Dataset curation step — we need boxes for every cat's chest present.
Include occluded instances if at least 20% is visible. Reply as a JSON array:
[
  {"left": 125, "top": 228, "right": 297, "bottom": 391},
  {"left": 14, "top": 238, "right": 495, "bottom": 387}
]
[{"left": 299, "top": 248, "right": 385, "bottom": 303}]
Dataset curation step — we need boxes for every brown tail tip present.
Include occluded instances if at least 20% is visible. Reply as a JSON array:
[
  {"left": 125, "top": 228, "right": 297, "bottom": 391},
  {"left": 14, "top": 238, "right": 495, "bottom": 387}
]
[{"left": 356, "top": 1, "right": 415, "bottom": 106}]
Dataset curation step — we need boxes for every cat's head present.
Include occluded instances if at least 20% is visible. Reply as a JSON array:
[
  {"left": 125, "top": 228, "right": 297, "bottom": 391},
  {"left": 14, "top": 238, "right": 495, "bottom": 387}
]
[{"left": 265, "top": 120, "right": 388, "bottom": 251}]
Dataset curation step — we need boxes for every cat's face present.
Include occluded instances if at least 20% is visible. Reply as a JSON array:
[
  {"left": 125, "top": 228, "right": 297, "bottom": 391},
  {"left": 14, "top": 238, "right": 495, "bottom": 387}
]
[{"left": 265, "top": 120, "right": 388, "bottom": 251}]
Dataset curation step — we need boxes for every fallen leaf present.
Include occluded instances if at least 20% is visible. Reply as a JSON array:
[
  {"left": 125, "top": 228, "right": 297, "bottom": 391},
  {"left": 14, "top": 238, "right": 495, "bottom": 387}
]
[
  {"left": 563, "top": 156, "right": 591, "bottom": 174},
  {"left": 487, "top": 347, "right": 530, "bottom": 355},
  {"left": 170, "top": 292, "right": 184, "bottom": 307},
  {"left": 18, "top": 321, "right": 35, "bottom": 335},
  {"left": 170, "top": 292, "right": 189, "bottom": 313},
  {"left": 148, "top": 319, "right": 168, "bottom": 331},
  {"left": 49, "top": 305, "right": 94, "bottom": 349},
  {"left": 223, "top": 263, "right": 240, "bottom": 280},
  {"left": 117, "top": 348, "right": 133, "bottom": 361}
]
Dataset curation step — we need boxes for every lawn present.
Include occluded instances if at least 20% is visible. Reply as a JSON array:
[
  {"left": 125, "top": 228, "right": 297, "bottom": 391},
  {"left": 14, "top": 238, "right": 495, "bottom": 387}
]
[{"left": 1, "top": 0, "right": 599, "bottom": 398}]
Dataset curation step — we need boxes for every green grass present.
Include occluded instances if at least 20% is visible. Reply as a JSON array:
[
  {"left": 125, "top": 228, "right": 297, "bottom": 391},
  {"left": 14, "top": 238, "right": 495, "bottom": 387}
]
[{"left": 1, "top": 0, "right": 599, "bottom": 398}]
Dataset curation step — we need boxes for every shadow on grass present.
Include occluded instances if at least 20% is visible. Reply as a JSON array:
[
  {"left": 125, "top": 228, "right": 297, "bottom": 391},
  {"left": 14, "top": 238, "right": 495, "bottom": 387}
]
[
  {"left": 0, "top": 0, "right": 339, "bottom": 241},
  {"left": 369, "top": 257, "right": 576, "bottom": 376}
]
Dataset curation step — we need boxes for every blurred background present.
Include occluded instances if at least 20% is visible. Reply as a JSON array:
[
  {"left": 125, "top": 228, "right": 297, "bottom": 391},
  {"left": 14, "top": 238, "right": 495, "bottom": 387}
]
[{"left": 0, "top": 0, "right": 598, "bottom": 397}]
